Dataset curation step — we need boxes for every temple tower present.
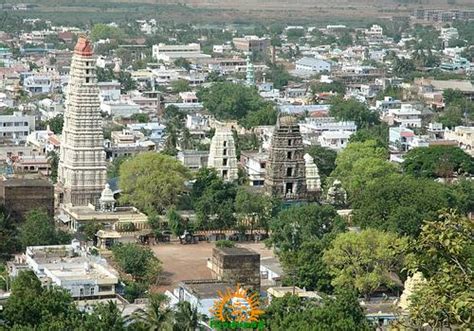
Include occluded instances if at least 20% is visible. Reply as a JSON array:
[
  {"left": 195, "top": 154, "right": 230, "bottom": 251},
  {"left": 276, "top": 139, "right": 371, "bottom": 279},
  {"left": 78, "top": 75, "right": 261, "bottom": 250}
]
[
  {"left": 207, "top": 127, "right": 238, "bottom": 182},
  {"left": 57, "top": 36, "right": 107, "bottom": 206},
  {"left": 265, "top": 116, "right": 306, "bottom": 201},
  {"left": 304, "top": 153, "right": 321, "bottom": 195},
  {"left": 246, "top": 55, "right": 255, "bottom": 86}
]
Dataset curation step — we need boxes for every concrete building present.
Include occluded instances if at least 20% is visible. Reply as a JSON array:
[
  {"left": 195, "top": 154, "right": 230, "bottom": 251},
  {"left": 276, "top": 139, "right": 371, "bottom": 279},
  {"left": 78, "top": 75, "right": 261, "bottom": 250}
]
[
  {"left": 318, "top": 130, "right": 354, "bottom": 150},
  {"left": 440, "top": 27, "right": 459, "bottom": 43},
  {"left": 178, "top": 150, "right": 209, "bottom": 171},
  {"left": 265, "top": 116, "right": 307, "bottom": 201},
  {"left": 100, "top": 101, "right": 141, "bottom": 118},
  {"left": 444, "top": 126, "right": 474, "bottom": 156},
  {"left": 294, "top": 57, "right": 331, "bottom": 77},
  {"left": 0, "top": 111, "right": 35, "bottom": 144},
  {"left": 389, "top": 126, "right": 415, "bottom": 152},
  {"left": 11, "top": 241, "right": 119, "bottom": 300},
  {"left": 104, "top": 129, "right": 156, "bottom": 160},
  {"left": 208, "top": 247, "right": 260, "bottom": 291},
  {"left": 207, "top": 127, "right": 238, "bottom": 182},
  {"left": 57, "top": 37, "right": 107, "bottom": 206},
  {"left": 23, "top": 75, "right": 53, "bottom": 95},
  {"left": 387, "top": 104, "right": 422, "bottom": 128},
  {"left": 152, "top": 43, "right": 210, "bottom": 63},
  {"left": 233, "top": 36, "right": 270, "bottom": 53},
  {"left": 0, "top": 177, "right": 54, "bottom": 221},
  {"left": 97, "top": 81, "right": 121, "bottom": 102},
  {"left": 240, "top": 151, "right": 268, "bottom": 187}
]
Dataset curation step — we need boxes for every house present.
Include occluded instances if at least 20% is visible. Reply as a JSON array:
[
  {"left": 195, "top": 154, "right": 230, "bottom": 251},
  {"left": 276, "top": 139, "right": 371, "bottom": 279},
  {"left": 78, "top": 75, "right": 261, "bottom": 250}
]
[
  {"left": 0, "top": 111, "right": 35, "bottom": 144},
  {"left": 260, "top": 257, "right": 284, "bottom": 287},
  {"left": 389, "top": 126, "right": 415, "bottom": 151},
  {"left": 177, "top": 150, "right": 209, "bottom": 170},
  {"left": 240, "top": 151, "right": 268, "bottom": 187},
  {"left": 444, "top": 126, "right": 474, "bottom": 156},
  {"left": 100, "top": 100, "right": 141, "bottom": 118},
  {"left": 318, "top": 130, "right": 354, "bottom": 150},
  {"left": 386, "top": 104, "right": 422, "bottom": 128},
  {"left": 98, "top": 81, "right": 121, "bottom": 102},
  {"left": 23, "top": 75, "right": 53, "bottom": 95},
  {"left": 8, "top": 240, "right": 119, "bottom": 300},
  {"left": 376, "top": 97, "right": 402, "bottom": 113}
]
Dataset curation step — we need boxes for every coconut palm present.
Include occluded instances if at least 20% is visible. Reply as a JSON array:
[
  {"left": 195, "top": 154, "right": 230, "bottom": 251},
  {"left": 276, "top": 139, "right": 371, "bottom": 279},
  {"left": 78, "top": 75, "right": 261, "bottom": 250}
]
[
  {"left": 173, "top": 301, "right": 206, "bottom": 331},
  {"left": 128, "top": 294, "right": 173, "bottom": 331}
]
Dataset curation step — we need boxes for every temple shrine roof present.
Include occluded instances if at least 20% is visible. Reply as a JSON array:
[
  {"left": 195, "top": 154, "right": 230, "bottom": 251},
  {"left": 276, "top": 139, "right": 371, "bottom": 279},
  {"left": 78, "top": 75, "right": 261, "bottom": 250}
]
[{"left": 74, "top": 36, "right": 93, "bottom": 57}]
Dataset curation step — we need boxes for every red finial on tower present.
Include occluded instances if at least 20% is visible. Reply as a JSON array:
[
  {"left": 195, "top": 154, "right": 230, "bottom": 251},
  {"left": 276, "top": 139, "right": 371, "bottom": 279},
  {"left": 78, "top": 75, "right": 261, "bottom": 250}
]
[{"left": 74, "top": 35, "right": 93, "bottom": 57}]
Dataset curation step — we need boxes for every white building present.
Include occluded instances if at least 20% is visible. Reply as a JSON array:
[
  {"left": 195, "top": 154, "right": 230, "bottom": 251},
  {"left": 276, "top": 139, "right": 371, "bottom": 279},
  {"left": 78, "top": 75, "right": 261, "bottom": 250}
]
[
  {"left": 12, "top": 241, "right": 119, "bottom": 300},
  {"left": 240, "top": 151, "right": 268, "bottom": 187},
  {"left": 318, "top": 130, "right": 354, "bottom": 150},
  {"left": 97, "top": 81, "right": 121, "bottom": 102},
  {"left": 23, "top": 75, "right": 53, "bottom": 95},
  {"left": 444, "top": 126, "right": 474, "bottom": 156},
  {"left": 440, "top": 27, "right": 459, "bottom": 43},
  {"left": 100, "top": 100, "right": 141, "bottom": 118},
  {"left": 365, "top": 25, "right": 384, "bottom": 42},
  {"left": 0, "top": 111, "right": 35, "bottom": 144},
  {"left": 387, "top": 104, "right": 422, "bottom": 128},
  {"left": 389, "top": 126, "right": 415, "bottom": 151},
  {"left": 294, "top": 57, "right": 331, "bottom": 77},
  {"left": 304, "top": 153, "right": 321, "bottom": 193},
  {"left": 152, "top": 43, "right": 210, "bottom": 63},
  {"left": 375, "top": 96, "right": 402, "bottom": 113}
]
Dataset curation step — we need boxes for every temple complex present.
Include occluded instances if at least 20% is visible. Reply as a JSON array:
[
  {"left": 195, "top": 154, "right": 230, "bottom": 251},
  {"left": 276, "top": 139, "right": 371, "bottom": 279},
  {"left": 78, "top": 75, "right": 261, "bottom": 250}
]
[
  {"left": 207, "top": 127, "right": 238, "bottom": 181},
  {"left": 265, "top": 116, "right": 307, "bottom": 201},
  {"left": 57, "top": 36, "right": 107, "bottom": 206}
]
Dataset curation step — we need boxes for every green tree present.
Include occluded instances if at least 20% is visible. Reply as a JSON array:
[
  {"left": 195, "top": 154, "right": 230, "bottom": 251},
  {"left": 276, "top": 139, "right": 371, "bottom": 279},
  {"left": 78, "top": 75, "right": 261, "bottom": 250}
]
[
  {"left": 443, "top": 88, "right": 465, "bottom": 106},
  {"left": 348, "top": 122, "right": 389, "bottom": 148},
  {"left": 130, "top": 113, "right": 149, "bottom": 123},
  {"left": 197, "top": 82, "right": 272, "bottom": 123},
  {"left": 264, "top": 290, "right": 371, "bottom": 331},
  {"left": 173, "top": 301, "right": 206, "bottom": 331},
  {"left": 171, "top": 79, "right": 190, "bottom": 93},
  {"left": 90, "top": 23, "right": 124, "bottom": 41},
  {"left": 118, "top": 71, "right": 137, "bottom": 93},
  {"left": 437, "top": 105, "right": 464, "bottom": 129},
  {"left": 352, "top": 174, "right": 452, "bottom": 236},
  {"left": 47, "top": 150, "right": 59, "bottom": 183},
  {"left": 267, "top": 64, "right": 293, "bottom": 89},
  {"left": 84, "top": 301, "right": 126, "bottom": 331},
  {"left": 406, "top": 211, "right": 473, "bottom": 329},
  {"left": 329, "top": 96, "right": 380, "bottom": 128},
  {"left": 234, "top": 187, "right": 272, "bottom": 233},
  {"left": 112, "top": 243, "right": 162, "bottom": 284},
  {"left": 119, "top": 152, "right": 190, "bottom": 214},
  {"left": 215, "top": 239, "right": 235, "bottom": 248},
  {"left": 0, "top": 206, "right": 19, "bottom": 261},
  {"left": 46, "top": 114, "right": 64, "bottom": 134},
  {"left": 3, "top": 270, "right": 80, "bottom": 329},
  {"left": 239, "top": 104, "right": 278, "bottom": 129},
  {"left": 269, "top": 204, "right": 345, "bottom": 292},
  {"left": 402, "top": 146, "right": 474, "bottom": 178},
  {"left": 129, "top": 293, "right": 173, "bottom": 331},
  {"left": 173, "top": 58, "right": 191, "bottom": 71},
  {"left": 323, "top": 229, "right": 408, "bottom": 298},
  {"left": 167, "top": 208, "right": 185, "bottom": 236},
  {"left": 107, "top": 155, "right": 129, "bottom": 179},
  {"left": 19, "top": 209, "right": 70, "bottom": 248}
]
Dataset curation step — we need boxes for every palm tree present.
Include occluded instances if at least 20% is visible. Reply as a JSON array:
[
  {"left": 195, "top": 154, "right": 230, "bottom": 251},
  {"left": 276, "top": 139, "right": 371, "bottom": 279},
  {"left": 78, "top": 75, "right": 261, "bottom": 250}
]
[
  {"left": 173, "top": 301, "right": 206, "bottom": 331},
  {"left": 87, "top": 301, "right": 126, "bottom": 331},
  {"left": 128, "top": 294, "right": 172, "bottom": 331}
]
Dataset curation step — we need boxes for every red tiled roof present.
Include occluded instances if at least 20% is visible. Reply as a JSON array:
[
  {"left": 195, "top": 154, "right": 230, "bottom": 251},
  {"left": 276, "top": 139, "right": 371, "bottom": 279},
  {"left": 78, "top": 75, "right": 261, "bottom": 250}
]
[
  {"left": 400, "top": 132, "right": 415, "bottom": 137},
  {"left": 74, "top": 36, "right": 93, "bottom": 57}
]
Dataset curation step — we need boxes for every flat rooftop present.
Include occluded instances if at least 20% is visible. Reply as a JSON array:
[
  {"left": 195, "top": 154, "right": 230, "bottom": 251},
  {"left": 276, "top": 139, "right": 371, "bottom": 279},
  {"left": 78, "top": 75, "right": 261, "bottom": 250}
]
[
  {"left": 215, "top": 247, "right": 260, "bottom": 256},
  {"left": 181, "top": 280, "right": 234, "bottom": 299}
]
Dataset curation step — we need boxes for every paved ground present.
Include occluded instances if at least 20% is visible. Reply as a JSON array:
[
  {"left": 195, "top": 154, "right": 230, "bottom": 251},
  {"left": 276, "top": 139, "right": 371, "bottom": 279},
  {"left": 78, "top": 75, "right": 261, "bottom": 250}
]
[{"left": 151, "top": 241, "right": 274, "bottom": 291}]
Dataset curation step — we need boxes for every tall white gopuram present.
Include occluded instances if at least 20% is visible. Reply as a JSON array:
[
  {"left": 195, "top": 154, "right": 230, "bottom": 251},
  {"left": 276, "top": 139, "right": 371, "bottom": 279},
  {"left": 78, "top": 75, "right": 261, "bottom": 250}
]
[
  {"left": 304, "top": 153, "right": 321, "bottom": 193},
  {"left": 207, "top": 127, "right": 238, "bottom": 182},
  {"left": 57, "top": 36, "right": 107, "bottom": 206}
]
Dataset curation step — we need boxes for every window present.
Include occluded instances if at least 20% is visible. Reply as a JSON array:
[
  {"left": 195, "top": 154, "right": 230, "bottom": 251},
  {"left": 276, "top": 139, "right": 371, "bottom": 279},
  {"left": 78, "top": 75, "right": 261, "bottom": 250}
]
[
  {"left": 222, "top": 170, "right": 228, "bottom": 178},
  {"left": 286, "top": 167, "right": 293, "bottom": 176},
  {"left": 85, "top": 77, "right": 90, "bottom": 83},
  {"left": 223, "top": 149, "right": 227, "bottom": 156},
  {"left": 288, "top": 139, "right": 292, "bottom": 146},
  {"left": 90, "top": 287, "right": 95, "bottom": 296},
  {"left": 223, "top": 141, "right": 227, "bottom": 147},
  {"left": 286, "top": 182, "right": 293, "bottom": 194},
  {"left": 287, "top": 151, "right": 292, "bottom": 160},
  {"left": 222, "top": 158, "right": 228, "bottom": 166},
  {"left": 79, "top": 288, "right": 84, "bottom": 297}
]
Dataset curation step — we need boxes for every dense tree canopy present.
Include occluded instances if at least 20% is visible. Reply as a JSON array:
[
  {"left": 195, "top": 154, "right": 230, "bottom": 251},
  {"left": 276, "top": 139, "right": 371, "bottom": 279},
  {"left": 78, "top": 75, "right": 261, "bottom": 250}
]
[
  {"left": 0, "top": 206, "right": 19, "bottom": 261},
  {"left": 119, "top": 152, "right": 190, "bottom": 214},
  {"left": 323, "top": 229, "right": 408, "bottom": 298},
  {"left": 197, "top": 82, "right": 275, "bottom": 127},
  {"left": 329, "top": 96, "right": 380, "bottom": 128},
  {"left": 352, "top": 174, "right": 453, "bottom": 236},
  {"left": 402, "top": 146, "right": 474, "bottom": 178},
  {"left": 264, "top": 290, "right": 371, "bottom": 331},
  {"left": 19, "top": 209, "right": 71, "bottom": 248},
  {"left": 112, "top": 243, "right": 162, "bottom": 284},
  {"left": 406, "top": 211, "right": 473, "bottom": 329}
]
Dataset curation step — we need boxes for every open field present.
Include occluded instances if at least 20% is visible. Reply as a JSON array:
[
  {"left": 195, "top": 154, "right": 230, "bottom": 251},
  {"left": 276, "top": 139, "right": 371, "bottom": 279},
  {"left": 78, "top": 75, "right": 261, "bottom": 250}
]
[
  {"left": 151, "top": 241, "right": 274, "bottom": 291},
  {"left": 5, "top": 0, "right": 474, "bottom": 25}
]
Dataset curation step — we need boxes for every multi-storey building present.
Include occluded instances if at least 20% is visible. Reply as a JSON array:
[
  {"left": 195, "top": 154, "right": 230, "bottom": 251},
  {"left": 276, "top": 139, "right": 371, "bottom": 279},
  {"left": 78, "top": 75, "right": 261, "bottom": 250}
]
[
  {"left": 265, "top": 116, "right": 307, "bottom": 201},
  {"left": 0, "top": 111, "right": 35, "bottom": 144},
  {"left": 57, "top": 36, "right": 107, "bottom": 206},
  {"left": 233, "top": 36, "right": 270, "bottom": 53}
]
